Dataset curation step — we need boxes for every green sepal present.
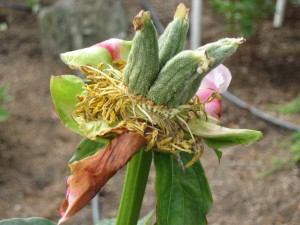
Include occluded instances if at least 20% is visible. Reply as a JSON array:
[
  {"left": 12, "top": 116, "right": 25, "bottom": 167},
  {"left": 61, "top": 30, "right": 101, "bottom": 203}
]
[
  {"left": 154, "top": 151, "right": 212, "bottom": 225},
  {"left": 50, "top": 75, "right": 85, "bottom": 135},
  {"left": 69, "top": 137, "right": 109, "bottom": 163},
  {"left": 0, "top": 217, "right": 56, "bottom": 225},
  {"left": 73, "top": 116, "right": 118, "bottom": 140},
  {"left": 188, "top": 119, "right": 263, "bottom": 149},
  {"left": 60, "top": 46, "right": 113, "bottom": 69}
]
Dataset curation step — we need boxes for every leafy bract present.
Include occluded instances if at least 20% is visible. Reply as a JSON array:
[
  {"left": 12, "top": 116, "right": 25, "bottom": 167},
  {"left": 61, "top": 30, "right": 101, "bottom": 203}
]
[
  {"left": 0, "top": 217, "right": 56, "bottom": 225},
  {"left": 73, "top": 116, "right": 119, "bottom": 140},
  {"left": 154, "top": 152, "right": 212, "bottom": 225},
  {"left": 50, "top": 75, "right": 85, "bottom": 134},
  {"left": 188, "top": 119, "right": 263, "bottom": 149},
  {"left": 69, "top": 138, "right": 109, "bottom": 163}
]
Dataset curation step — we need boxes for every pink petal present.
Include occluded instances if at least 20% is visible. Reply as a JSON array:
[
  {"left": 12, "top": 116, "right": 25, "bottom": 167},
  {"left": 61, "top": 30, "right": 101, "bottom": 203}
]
[
  {"left": 196, "top": 64, "right": 231, "bottom": 119},
  {"left": 196, "top": 88, "right": 214, "bottom": 103},
  {"left": 205, "top": 99, "right": 222, "bottom": 119},
  {"left": 95, "top": 38, "right": 123, "bottom": 61},
  {"left": 200, "top": 64, "right": 232, "bottom": 93}
]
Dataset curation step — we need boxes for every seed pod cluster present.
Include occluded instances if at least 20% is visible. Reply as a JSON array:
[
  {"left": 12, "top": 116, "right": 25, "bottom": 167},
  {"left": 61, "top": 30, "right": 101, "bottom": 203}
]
[{"left": 123, "top": 4, "right": 244, "bottom": 108}]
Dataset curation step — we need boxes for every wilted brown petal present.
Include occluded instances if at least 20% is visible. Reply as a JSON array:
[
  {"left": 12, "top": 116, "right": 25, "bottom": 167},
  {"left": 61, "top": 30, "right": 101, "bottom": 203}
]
[{"left": 58, "top": 131, "right": 146, "bottom": 224}]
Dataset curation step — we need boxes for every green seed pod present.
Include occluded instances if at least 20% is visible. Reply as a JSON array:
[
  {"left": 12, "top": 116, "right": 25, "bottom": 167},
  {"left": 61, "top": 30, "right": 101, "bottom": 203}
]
[
  {"left": 158, "top": 3, "right": 189, "bottom": 69},
  {"left": 146, "top": 50, "right": 212, "bottom": 107},
  {"left": 196, "top": 38, "right": 245, "bottom": 68},
  {"left": 123, "top": 10, "right": 159, "bottom": 97},
  {"left": 169, "top": 38, "right": 245, "bottom": 106}
]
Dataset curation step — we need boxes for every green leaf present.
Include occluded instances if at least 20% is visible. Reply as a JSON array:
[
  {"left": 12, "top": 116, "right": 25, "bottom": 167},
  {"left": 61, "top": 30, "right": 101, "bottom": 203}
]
[
  {"left": 212, "top": 148, "right": 222, "bottom": 162},
  {"left": 0, "top": 217, "right": 56, "bottom": 225},
  {"left": 50, "top": 75, "right": 85, "bottom": 135},
  {"left": 188, "top": 120, "right": 263, "bottom": 149},
  {"left": 154, "top": 152, "right": 213, "bottom": 225},
  {"left": 69, "top": 137, "right": 109, "bottom": 163},
  {"left": 269, "top": 95, "right": 300, "bottom": 115},
  {"left": 97, "top": 211, "right": 154, "bottom": 225}
]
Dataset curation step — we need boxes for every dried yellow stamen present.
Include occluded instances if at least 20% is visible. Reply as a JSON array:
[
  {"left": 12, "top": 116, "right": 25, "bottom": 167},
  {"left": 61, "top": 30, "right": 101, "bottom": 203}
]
[{"left": 73, "top": 63, "right": 208, "bottom": 164}]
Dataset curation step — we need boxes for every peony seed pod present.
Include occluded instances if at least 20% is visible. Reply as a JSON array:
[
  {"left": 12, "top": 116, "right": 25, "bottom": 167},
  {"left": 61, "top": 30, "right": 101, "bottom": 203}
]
[
  {"left": 123, "top": 10, "right": 160, "bottom": 97},
  {"left": 196, "top": 38, "right": 246, "bottom": 69},
  {"left": 147, "top": 50, "right": 212, "bottom": 107},
  {"left": 158, "top": 3, "right": 189, "bottom": 70}
]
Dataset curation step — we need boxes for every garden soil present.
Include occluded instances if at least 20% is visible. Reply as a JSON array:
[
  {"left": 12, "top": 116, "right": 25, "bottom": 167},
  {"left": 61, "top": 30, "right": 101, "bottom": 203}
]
[{"left": 0, "top": 0, "right": 300, "bottom": 225}]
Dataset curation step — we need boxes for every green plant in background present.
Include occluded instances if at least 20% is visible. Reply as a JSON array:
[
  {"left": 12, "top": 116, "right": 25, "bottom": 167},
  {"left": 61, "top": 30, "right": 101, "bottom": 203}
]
[
  {"left": 270, "top": 95, "right": 300, "bottom": 115},
  {"left": 0, "top": 86, "right": 9, "bottom": 122},
  {"left": 26, "top": 0, "right": 40, "bottom": 14},
  {"left": 210, "top": 0, "right": 274, "bottom": 38},
  {"left": 291, "top": 0, "right": 300, "bottom": 4},
  {"left": 290, "top": 132, "right": 300, "bottom": 163},
  {"left": 271, "top": 96, "right": 300, "bottom": 163},
  {"left": 258, "top": 96, "right": 300, "bottom": 178}
]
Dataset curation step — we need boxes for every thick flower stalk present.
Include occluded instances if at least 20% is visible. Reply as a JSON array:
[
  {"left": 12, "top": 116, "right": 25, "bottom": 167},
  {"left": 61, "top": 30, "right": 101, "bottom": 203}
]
[{"left": 50, "top": 3, "right": 262, "bottom": 224}]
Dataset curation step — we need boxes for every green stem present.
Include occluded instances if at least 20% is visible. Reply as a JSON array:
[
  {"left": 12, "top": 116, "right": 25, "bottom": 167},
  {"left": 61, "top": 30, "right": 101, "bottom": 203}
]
[{"left": 116, "top": 149, "right": 152, "bottom": 225}]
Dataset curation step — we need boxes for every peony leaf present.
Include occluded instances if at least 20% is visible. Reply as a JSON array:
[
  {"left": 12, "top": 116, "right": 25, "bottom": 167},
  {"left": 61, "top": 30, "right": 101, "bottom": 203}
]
[
  {"left": 154, "top": 152, "right": 213, "bottom": 225},
  {"left": 187, "top": 119, "right": 263, "bottom": 149},
  {"left": 213, "top": 148, "right": 223, "bottom": 162},
  {"left": 69, "top": 138, "right": 109, "bottom": 163},
  {"left": 0, "top": 217, "right": 56, "bottom": 225},
  {"left": 50, "top": 75, "right": 85, "bottom": 135}
]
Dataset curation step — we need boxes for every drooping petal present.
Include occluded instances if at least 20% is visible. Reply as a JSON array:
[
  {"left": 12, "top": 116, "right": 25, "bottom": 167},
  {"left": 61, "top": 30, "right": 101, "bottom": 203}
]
[{"left": 58, "top": 131, "right": 146, "bottom": 224}]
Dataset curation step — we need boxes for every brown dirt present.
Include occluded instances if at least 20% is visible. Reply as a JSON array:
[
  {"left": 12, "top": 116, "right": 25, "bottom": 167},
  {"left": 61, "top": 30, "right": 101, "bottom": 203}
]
[{"left": 0, "top": 0, "right": 300, "bottom": 225}]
